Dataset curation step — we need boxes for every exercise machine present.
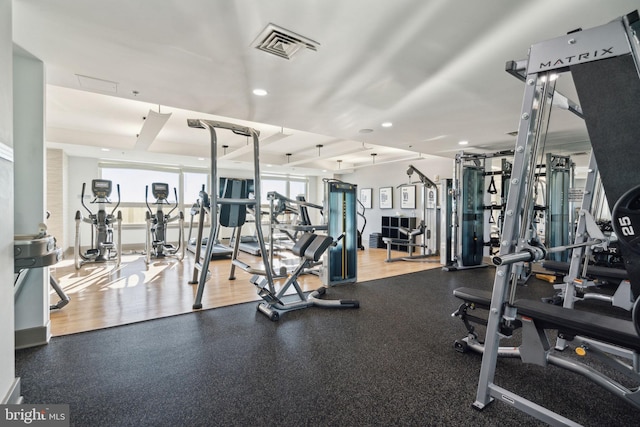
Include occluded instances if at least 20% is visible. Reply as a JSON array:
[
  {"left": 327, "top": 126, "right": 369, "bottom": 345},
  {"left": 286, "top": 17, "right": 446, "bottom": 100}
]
[
  {"left": 544, "top": 154, "right": 574, "bottom": 262},
  {"left": 356, "top": 197, "right": 366, "bottom": 251},
  {"left": 443, "top": 149, "right": 572, "bottom": 279},
  {"left": 443, "top": 151, "right": 514, "bottom": 271},
  {"left": 144, "top": 182, "right": 185, "bottom": 263},
  {"left": 225, "top": 178, "right": 263, "bottom": 256},
  {"left": 74, "top": 179, "right": 122, "bottom": 269},
  {"left": 187, "top": 119, "right": 359, "bottom": 319},
  {"left": 224, "top": 178, "right": 275, "bottom": 280},
  {"left": 322, "top": 179, "right": 358, "bottom": 286},
  {"left": 454, "top": 11, "right": 640, "bottom": 425},
  {"left": 251, "top": 232, "right": 359, "bottom": 321},
  {"left": 229, "top": 226, "right": 262, "bottom": 256},
  {"left": 267, "top": 191, "right": 327, "bottom": 273},
  {"left": 541, "top": 157, "right": 634, "bottom": 312},
  {"left": 383, "top": 165, "right": 439, "bottom": 262},
  {"left": 186, "top": 185, "right": 233, "bottom": 261}
]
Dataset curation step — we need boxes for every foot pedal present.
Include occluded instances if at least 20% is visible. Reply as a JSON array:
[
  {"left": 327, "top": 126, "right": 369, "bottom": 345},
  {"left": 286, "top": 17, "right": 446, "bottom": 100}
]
[
  {"left": 250, "top": 274, "right": 268, "bottom": 289},
  {"left": 257, "top": 288, "right": 283, "bottom": 305},
  {"left": 251, "top": 275, "right": 282, "bottom": 305}
]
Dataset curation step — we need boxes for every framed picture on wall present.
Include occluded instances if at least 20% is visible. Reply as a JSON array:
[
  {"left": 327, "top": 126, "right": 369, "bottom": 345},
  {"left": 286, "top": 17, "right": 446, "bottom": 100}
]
[
  {"left": 360, "top": 188, "right": 373, "bottom": 209},
  {"left": 379, "top": 187, "right": 393, "bottom": 209},
  {"left": 400, "top": 185, "right": 416, "bottom": 209}
]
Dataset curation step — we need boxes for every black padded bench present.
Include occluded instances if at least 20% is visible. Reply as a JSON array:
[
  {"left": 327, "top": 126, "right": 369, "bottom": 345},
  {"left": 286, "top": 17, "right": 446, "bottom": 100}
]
[
  {"left": 453, "top": 287, "right": 493, "bottom": 307},
  {"left": 514, "top": 299, "right": 640, "bottom": 352},
  {"left": 542, "top": 260, "right": 628, "bottom": 282},
  {"left": 453, "top": 286, "right": 640, "bottom": 353}
]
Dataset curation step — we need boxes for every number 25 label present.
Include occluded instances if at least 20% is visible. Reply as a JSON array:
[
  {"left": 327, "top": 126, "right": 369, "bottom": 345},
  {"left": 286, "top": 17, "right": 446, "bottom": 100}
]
[{"left": 618, "top": 216, "right": 635, "bottom": 236}]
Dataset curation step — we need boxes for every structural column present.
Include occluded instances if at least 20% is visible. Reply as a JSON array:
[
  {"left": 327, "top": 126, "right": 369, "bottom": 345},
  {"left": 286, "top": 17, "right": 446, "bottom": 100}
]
[{"left": 13, "top": 45, "right": 49, "bottom": 349}]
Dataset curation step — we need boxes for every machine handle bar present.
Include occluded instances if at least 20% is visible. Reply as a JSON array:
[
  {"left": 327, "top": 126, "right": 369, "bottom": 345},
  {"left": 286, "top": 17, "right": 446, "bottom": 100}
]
[
  {"left": 166, "top": 187, "right": 179, "bottom": 217},
  {"left": 80, "top": 182, "right": 92, "bottom": 216},
  {"left": 110, "top": 184, "right": 121, "bottom": 216},
  {"left": 145, "top": 185, "right": 152, "bottom": 214}
]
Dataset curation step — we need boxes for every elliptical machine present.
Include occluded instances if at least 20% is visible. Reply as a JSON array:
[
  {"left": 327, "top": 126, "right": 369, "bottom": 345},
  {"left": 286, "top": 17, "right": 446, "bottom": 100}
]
[
  {"left": 74, "top": 179, "right": 122, "bottom": 269},
  {"left": 144, "top": 182, "right": 185, "bottom": 264}
]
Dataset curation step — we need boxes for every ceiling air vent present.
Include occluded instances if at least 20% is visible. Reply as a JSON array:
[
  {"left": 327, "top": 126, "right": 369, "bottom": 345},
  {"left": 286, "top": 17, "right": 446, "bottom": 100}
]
[
  {"left": 252, "top": 23, "right": 319, "bottom": 60},
  {"left": 76, "top": 75, "right": 118, "bottom": 93}
]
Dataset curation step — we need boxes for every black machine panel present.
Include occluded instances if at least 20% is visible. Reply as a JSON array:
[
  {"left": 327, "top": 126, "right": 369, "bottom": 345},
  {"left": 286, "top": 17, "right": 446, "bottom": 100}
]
[{"left": 572, "top": 53, "right": 640, "bottom": 297}]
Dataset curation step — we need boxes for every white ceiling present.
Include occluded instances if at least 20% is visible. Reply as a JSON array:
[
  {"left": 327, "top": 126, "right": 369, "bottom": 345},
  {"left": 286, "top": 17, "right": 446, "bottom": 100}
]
[{"left": 12, "top": 0, "right": 639, "bottom": 174}]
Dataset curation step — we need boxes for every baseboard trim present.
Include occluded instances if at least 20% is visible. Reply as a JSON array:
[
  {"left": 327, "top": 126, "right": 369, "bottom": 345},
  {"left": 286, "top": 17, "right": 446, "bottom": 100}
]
[
  {"left": 15, "top": 323, "right": 50, "bottom": 350},
  {"left": 1, "top": 378, "right": 22, "bottom": 404}
]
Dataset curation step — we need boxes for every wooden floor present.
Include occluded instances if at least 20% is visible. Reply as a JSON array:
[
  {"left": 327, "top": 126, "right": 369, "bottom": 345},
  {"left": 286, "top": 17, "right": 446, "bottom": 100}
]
[{"left": 49, "top": 247, "right": 441, "bottom": 336}]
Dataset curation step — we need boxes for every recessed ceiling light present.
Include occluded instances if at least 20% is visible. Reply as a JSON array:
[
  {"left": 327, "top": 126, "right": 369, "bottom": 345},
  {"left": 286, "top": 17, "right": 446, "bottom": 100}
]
[
  {"left": 253, "top": 88, "right": 268, "bottom": 96},
  {"left": 197, "top": 157, "right": 205, "bottom": 161},
  {"left": 101, "top": 148, "right": 110, "bottom": 152},
  {"left": 381, "top": 122, "right": 393, "bottom": 128},
  {"left": 458, "top": 140, "right": 469, "bottom": 145}
]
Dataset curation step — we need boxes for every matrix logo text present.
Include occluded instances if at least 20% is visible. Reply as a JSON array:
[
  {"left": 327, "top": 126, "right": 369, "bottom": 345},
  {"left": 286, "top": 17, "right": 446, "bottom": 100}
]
[{"left": 539, "top": 47, "right": 614, "bottom": 70}]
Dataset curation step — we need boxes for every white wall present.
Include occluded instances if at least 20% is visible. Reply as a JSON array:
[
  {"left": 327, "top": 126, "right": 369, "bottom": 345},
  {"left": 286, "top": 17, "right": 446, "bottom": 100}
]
[
  {"left": 337, "top": 156, "right": 454, "bottom": 244},
  {"left": 66, "top": 155, "right": 99, "bottom": 251},
  {"left": 13, "top": 46, "right": 49, "bottom": 348},
  {"left": 46, "top": 148, "right": 66, "bottom": 248},
  {"left": 0, "top": 0, "right": 19, "bottom": 404}
]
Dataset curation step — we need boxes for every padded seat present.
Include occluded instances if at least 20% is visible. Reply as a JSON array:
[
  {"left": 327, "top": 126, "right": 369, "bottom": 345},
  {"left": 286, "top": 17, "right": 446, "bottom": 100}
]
[
  {"left": 304, "top": 235, "right": 333, "bottom": 262},
  {"left": 542, "top": 260, "right": 628, "bottom": 281},
  {"left": 291, "top": 233, "right": 317, "bottom": 257}
]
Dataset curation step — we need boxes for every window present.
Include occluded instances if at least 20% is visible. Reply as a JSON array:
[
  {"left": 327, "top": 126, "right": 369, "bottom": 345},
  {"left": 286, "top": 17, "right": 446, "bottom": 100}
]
[
  {"left": 101, "top": 168, "right": 179, "bottom": 203},
  {"left": 290, "top": 181, "right": 306, "bottom": 200},
  {"left": 259, "top": 177, "right": 307, "bottom": 204},
  {"left": 260, "top": 178, "right": 288, "bottom": 204},
  {"left": 184, "top": 172, "right": 208, "bottom": 202},
  {"left": 100, "top": 164, "right": 205, "bottom": 225},
  {"left": 98, "top": 163, "right": 307, "bottom": 226}
]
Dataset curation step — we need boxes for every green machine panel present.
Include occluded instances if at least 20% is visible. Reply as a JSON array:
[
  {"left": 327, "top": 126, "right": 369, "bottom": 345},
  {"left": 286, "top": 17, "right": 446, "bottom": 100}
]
[
  {"left": 323, "top": 181, "right": 358, "bottom": 286},
  {"left": 461, "top": 166, "right": 485, "bottom": 266},
  {"left": 545, "top": 154, "right": 571, "bottom": 262}
]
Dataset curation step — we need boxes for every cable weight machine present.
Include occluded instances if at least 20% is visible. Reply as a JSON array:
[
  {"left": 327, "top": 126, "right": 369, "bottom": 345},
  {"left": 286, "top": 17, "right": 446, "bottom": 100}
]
[
  {"left": 322, "top": 179, "right": 358, "bottom": 286},
  {"left": 442, "top": 150, "right": 573, "bottom": 275},
  {"left": 443, "top": 151, "right": 515, "bottom": 271}
]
